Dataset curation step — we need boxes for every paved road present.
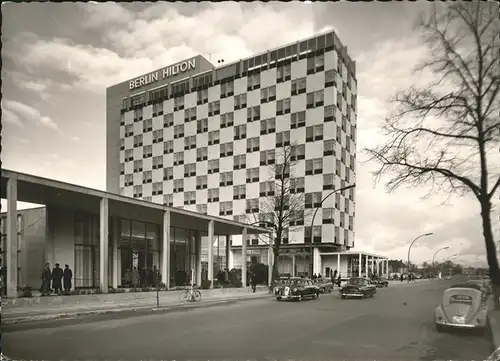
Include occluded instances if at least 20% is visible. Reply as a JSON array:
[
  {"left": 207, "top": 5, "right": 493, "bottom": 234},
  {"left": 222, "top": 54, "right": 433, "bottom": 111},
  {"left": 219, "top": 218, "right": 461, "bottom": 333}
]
[{"left": 3, "top": 280, "right": 494, "bottom": 360}]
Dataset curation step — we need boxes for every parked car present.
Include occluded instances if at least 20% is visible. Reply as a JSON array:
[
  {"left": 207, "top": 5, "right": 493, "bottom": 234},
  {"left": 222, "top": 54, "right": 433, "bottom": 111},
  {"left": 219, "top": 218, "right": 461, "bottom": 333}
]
[
  {"left": 340, "top": 277, "right": 377, "bottom": 299},
  {"left": 314, "top": 278, "right": 334, "bottom": 293},
  {"left": 434, "top": 283, "right": 491, "bottom": 333},
  {"left": 276, "top": 277, "right": 320, "bottom": 301},
  {"left": 370, "top": 277, "right": 389, "bottom": 288}
]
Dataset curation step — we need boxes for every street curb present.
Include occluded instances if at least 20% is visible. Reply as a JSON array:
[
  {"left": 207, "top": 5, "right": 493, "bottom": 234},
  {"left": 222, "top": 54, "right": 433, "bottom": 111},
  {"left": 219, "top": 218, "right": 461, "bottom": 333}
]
[{"left": 2, "top": 294, "right": 270, "bottom": 325}]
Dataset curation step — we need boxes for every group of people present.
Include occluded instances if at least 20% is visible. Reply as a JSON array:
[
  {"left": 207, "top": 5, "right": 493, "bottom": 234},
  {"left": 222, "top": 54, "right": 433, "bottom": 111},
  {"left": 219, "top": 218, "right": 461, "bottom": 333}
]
[
  {"left": 40, "top": 263, "right": 73, "bottom": 296},
  {"left": 122, "top": 266, "right": 161, "bottom": 288}
]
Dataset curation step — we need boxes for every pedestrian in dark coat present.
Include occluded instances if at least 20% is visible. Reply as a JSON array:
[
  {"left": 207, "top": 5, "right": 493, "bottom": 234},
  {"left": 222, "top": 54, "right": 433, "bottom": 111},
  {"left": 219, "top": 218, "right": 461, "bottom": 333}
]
[
  {"left": 63, "top": 264, "right": 73, "bottom": 294},
  {"left": 40, "top": 263, "right": 52, "bottom": 296},
  {"left": 337, "top": 273, "right": 342, "bottom": 287},
  {"left": 51, "top": 263, "right": 64, "bottom": 295},
  {"left": 250, "top": 271, "right": 257, "bottom": 293}
]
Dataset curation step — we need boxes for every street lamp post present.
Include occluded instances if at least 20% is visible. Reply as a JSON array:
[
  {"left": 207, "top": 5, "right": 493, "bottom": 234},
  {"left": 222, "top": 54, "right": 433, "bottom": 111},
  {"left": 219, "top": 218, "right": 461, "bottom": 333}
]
[
  {"left": 308, "top": 184, "right": 356, "bottom": 278},
  {"left": 407, "top": 232, "right": 434, "bottom": 283},
  {"left": 432, "top": 246, "right": 449, "bottom": 278}
]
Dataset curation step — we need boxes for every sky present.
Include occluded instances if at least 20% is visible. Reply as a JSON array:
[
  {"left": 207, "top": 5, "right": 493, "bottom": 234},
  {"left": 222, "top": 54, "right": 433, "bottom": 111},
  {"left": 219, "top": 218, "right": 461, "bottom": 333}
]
[{"left": 2, "top": 2, "right": 498, "bottom": 267}]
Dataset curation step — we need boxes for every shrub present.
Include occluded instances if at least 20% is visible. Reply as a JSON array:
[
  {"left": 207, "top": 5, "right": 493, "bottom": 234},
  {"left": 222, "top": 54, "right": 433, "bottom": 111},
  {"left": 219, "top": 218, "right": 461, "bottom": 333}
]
[
  {"left": 201, "top": 280, "right": 212, "bottom": 289},
  {"left": 18, "top": 285, "right": 33, "bottom": 298}
]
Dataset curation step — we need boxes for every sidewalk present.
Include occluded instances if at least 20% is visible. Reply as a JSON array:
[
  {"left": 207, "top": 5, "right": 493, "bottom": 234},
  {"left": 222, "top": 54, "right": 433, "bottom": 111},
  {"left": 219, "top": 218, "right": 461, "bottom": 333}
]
[{"left": 2, "top": 286, "right": 270, "bottom": 324}]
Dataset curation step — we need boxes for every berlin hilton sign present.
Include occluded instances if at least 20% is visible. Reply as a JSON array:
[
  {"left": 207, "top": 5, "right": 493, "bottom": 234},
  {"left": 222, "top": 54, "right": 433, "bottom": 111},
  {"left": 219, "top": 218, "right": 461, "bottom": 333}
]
[{"left": 129, "top": 58, "right": 196, "bottom": 90}]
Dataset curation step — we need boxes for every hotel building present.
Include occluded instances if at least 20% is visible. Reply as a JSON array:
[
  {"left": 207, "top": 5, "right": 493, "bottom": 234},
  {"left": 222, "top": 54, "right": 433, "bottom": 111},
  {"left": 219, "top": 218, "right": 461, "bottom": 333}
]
[{"left": 106, "top": 30, "right": 358, "bottom": 277}]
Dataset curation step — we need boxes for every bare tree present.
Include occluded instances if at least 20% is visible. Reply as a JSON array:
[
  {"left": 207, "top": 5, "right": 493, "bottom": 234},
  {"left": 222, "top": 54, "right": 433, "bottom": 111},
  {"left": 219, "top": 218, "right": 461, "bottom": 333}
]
[
  {"left": 247, "top": 143, "right": 309, "bottom": 291},
  {"left": 364, "top": 2, "right": 500, "bottom": 307}
]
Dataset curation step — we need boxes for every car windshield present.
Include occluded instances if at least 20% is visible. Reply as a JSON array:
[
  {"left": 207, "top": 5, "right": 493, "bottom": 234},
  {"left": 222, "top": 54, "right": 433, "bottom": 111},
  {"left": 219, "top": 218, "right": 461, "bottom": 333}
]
[
  {"left": 348, "top": 278, "right": 366, "bottom": 286},
  {"left": 292, "top": 279, "right": 306, "bottom": 286}
]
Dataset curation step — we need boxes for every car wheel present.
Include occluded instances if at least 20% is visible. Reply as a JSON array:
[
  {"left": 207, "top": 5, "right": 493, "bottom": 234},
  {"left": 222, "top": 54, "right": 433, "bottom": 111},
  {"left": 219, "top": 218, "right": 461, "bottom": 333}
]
[
  {"left": 435, "top": 324, "right": 444, "bottom": 332},
  {"left": 315, "top": 292, "right": 320, "bottom": 299},
  {"left": 312, "top": 293, "right": 317, "bottom": 300},
  {"left": 341, "top": 295, "right": 345, "bottom": 299}
]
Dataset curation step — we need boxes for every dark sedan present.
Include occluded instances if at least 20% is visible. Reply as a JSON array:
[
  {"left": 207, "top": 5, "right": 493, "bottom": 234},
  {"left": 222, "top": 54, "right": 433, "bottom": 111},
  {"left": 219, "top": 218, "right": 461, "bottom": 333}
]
[
  {"left": 340, "top": 277, "right": 377, "bottom": 299},
  {"left": 276, "top": 278, "right": 320, "bottom": 301},
  {"left": 314, "top": 278, "right": 334, "bottom": 293},
  {"left": 370, "top": 277, "right": 389, "bottom": 288}
]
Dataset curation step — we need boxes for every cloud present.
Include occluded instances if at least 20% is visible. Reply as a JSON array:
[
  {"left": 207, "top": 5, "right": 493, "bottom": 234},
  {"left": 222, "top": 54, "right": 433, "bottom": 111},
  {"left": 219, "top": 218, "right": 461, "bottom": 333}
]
[
  {"left": 70, "top": 136, "right": 80, "bottom": 142},
  {"left": 2, "top": 108, "right": 24, "bottom": 127},
  {"left": 2, "top": 99, "right": 60, "bottom": 131}
]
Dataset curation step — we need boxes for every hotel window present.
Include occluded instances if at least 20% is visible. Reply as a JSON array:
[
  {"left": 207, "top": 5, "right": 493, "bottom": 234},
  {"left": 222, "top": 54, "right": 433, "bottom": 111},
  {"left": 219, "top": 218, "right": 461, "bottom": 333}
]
[
  {"left": 197, "top": 118, "right": 208, "bottom": 134},
  {"left": 291, "top": 77, "right": 307, "bottom": 96},
  {"left": 323, "top": 208, "right": 334, "bottom": 224},
  {"left": 152, "top": 182, "right": 163, "bottom": 195},
  {"left": 221, "top": 81, "right": 234, "bottom": 98},
  {"left": 208, "top": 159, "right": 220, "bottom": 174},
  {"left": 208, "top": 130, "right": 220, "bottom": 145},
  {"left": 351, "top": 94, "right": 357, "bottom": 111},
  {"left": 246, "top": 167, "right": 259, "bottom": 183},
  {"left": 163, "top": 194, "right": 173, "bottom": 207},
  {"left": 120, "top": 113, "right": 125, "bottom": 126},
  {"left": 342, "top": 82, "right": 348, "bottom": 100},
  {"left": 246, "top": 137, "right": 260, "bottom": 152},
  {"left": 174, "top": 152, "right": 184, "bottom": 166},
  {"left": 233, "top": 154, "right": 246, "bottom": 170},
  {"left": 120, "top": 138, "right": 125, "bottom": 150},
  {"left": 184, "top": 135, "right": 196, "bottom": 150},
  {"left": 173, "top": 179, "right": 184, "bottom": 192},
  {"left": 143, "top": 118, "right": 153, "bottom": 133},
  {"left": 336, "top": 125, "right": 342, "bottom": 142},
  {"left": 124, "top": 174, "right": 133, "bottom": 186},
  {"left": 152, "top": 102, "right": 163, "bottom": 117},
  {"left": 220, "top": 112, "right": 234, "bottom": 128},
  {"left": 305, "top": 192, "right": 322, "bottom": 209},
  {"left": 174, "top": 125, "right": 184, "bottom": 139},
  {"left": 260, "top": 149, "right": 275, "bottom": 166},
  {"left": 341, "top": 148, "right": 346, "bottom": 164},
  {"left": 143, "top": 145, "right": 153, "bottom": 158},
  {"left": 220, "top": 172, "right": 233, "bottom": 187},
  {"left": 260, "top": 86, "right": 276, "bottom": 103},
  {"left": 245, "top": 198, "right": 259, "bottom": 213},
  {"left": 120, "top": 163, "right": 125, "bottom": 175},
  {"left": 125, "top": 124, "right": 133, "bottom": 137},
  {"left": 323, "top": 174, "right": 334, "bottom": 190},
  {"left": 277, "top": 64, "right": 291, "bottom": 82},
  {"left": 196, "top": 204, "right": 208, "bottom": 214},
  {"left": 349, "top": 215, "right": 354, "bottom": 231},
  {"left": 290, "top": 144, "right": 305, "bottom": 161},
  {"left": 336, "top": 159, "right": 341, "bottom": 176},
  {"left": 342, "top": 115, "right": 347, "bottom": 132},
  {"left": 153, "top": 129, "right": 164, "bottom": 143},
  {"left": 133, "top": 135, "right": 143, "bottom": 147},
  {"left": 276, "top": 131, "right": 290, "bottom": 147},
  {"left": 196, "top": 175, "right": 208, "bottom": 190},
  {"left": 312, "top": 225, "right": 322, "bottom": 243},
  {"left": 196, "top": 147, "right": 208, "bottom": 161},
  {"left": 152, "top": 156, "right": 163, "bottom": 169},
  {"left": 337, "top": 91, "right": 342, "bottom": 109},
  {"left": 276, "top": 98, "right": 291, "bottom": 115},
  {"left": 247, "top": 106, "right": 260, "bottom": 122},
  {"left": 306, "top": 124, "right": 323, "bottom": 142},
  {"left": 340, "top": 213, "right": 345, "bottom": 228},
  {"left": 208, "top": 188, "right": 219, "bottom": 202},
  {"left": 350, "top": 154, "right": 356, "bottom": 172},
  {"left": 184, "top": 163, "right": 196, "bottom": 178},
  {"left": 275, "top": 163, "right": 290, "bottom": 179},
  {"left": 208, "top": 100, "right": 220, "bottom": 116},
  {"left": 220, "top": 142, "right": 234, "bottom": 157},
  {"left": 233, "top": 185, "right": 246, "bottom": 200},
  {"left": 247, "top": 73, "right": 261, "bottom": 91},
  {"left": 324, "top": 139, "right": 335, "bottom": 157},
  {"left": 324, "top": 105, "right": 335, "bottom": 123},
  {"left": 260, "top": 118, "right": 276, "bottom": 135},
  {"left": 338, "top": 61, "right": 343, "bottom": 76},
  {"left": 219, "top": 201, "right": 233, "bottom": 216},
  {"left": 197, "top": 89, "right": 208, "bottom": 105},
  {"left": 184, "top": 107, "right": 197, "bottom": 122},
  {"left": 290, "top": 111, "right": 305, "bottom": 129},
  {"left": 133, "top": 108, "right": 143, "bottom": 122},
  {"left": 234, "top": 93, "right": 247, "bottom": 110},
  {"left": 183, "top": 191, "right": 196, "bottom": 205},
  {"left": 163, "top": 140, "right": 173, "bottom": 154},
  {"left": 234, "top": 124, "right": 246, "bottom": 140},
  {"left": 345, "top": 199, "right": 350, "bottom": 214},
  {"left": 305, "top": 158, "right": 323, "bottom": 175},
  {"left": 133, "top": 185, "right": 143, "bottom": 198},
  {"left": 346, "top": 107, "right": 352, "bottom": 124},
  {"left": 163, "top": 113, "right": 174, "bottom": 127},
  {"left": 163, "top": 167, "right": 173, "bottom": 181},
  {"left": 174, "top": 96, "right": 184, "bottom": 111},
  {"left": 325, "top": 70, "right": 336, "bottom": 88},
  {"left": 125, "top": 149, "right": 133, "bottom": 162},
  {"left": 259, "top": 181, "right": 275, "bottom": 197},
  {"left": 351, "top": 124, "right": 356, "bottom": 143},
  {"left": 290, "top": 177, "right": 305, "bottom": 194},
  {"left": 133, "top": 160, "right": 143, "bottom": 173},
  {"left": 290, "top": 210, "right": 304, "bottom": 226}
]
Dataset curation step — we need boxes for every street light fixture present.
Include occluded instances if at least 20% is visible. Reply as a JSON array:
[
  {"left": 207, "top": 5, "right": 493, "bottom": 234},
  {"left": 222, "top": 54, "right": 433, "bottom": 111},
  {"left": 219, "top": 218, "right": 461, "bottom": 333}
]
[
  {"left": 407, "top": 232, "right": 434, "bottom": 283},
  {"left": 309, "top": 184, "right": 356, "bottom": 278}
]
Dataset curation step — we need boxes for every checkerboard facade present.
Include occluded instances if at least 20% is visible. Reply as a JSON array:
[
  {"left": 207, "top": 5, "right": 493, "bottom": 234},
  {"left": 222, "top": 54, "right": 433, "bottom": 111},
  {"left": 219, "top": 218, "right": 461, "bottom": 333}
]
[{"left": 109, "top": 31, "right": 357, "bottom": 249}]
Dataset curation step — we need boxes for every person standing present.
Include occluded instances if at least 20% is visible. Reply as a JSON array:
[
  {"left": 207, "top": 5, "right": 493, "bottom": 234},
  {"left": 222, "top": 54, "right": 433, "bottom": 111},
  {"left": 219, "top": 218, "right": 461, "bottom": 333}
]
[
  {"left": 63, "top": 264, "right": 73, "bottom": 295},
  {"left": 250, "top": 271, "right": 257, "bottom": 293},
  {"left": 51, "top": 263, "right": 64, "bottom": 295},
  {"left": 40, "top": 263, "right": 52, "bottom": 296},
  {"left": 337, "top": 273, "right": 342, "bottom": 287}
]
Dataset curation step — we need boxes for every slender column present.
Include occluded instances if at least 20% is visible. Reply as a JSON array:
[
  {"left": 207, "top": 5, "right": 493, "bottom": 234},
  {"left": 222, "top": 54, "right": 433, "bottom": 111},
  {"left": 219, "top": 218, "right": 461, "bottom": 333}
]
[
  {"left": 337, "top": 254, "right": 340, "bottom": 275},
  {"left": 225, "top": 235, "right": 230, "bottom": 269},
  {"left": 99, "top": 198, "right": 109, "bottom": 293},
  {"left": 207, "top": 220, "right": 214, "bottom": 288},
  {"left": 112, "top": 218, "right": 119, "bottom": 288},
  {"left": 6, "top": 178, "right": 18, "bottom": 297},
  {"left": 365, "top": 255, "right": 369, "bottom": 277},
  {"left": 195, "top": 231, "right": 202, "bottom": 286},
  {"left": 371, "top": 257, "right": 375, "bottom": 274},
  {"left": 292, "top": 255, "right": 296, "bottom": 277},
  {"left": 358, "top": 253, "right": 362, "bottom": 277},
  {"left": 161, "top": 210, "right": 171, "bottom": 289},
  {"left": 241, "top": 227, "right": 247, "bottom": 287}
]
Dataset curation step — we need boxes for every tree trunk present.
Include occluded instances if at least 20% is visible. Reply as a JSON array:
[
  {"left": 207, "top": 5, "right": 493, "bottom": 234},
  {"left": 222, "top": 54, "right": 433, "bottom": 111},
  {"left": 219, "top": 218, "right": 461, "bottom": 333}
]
[
  {"left": 269, "top": 248, "right": 280, "bottom": 294},
  {"left": 480, "top": 198, "right": 500, "bottom": 309}
]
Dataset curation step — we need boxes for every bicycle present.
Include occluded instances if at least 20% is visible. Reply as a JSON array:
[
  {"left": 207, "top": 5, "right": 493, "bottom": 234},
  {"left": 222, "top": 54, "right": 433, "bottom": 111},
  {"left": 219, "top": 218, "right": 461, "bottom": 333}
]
[{"left": 179, "top": 285, "right": 202, "bottom": 304}]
